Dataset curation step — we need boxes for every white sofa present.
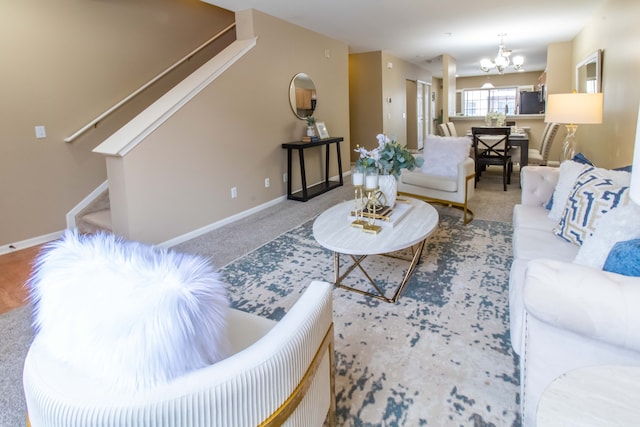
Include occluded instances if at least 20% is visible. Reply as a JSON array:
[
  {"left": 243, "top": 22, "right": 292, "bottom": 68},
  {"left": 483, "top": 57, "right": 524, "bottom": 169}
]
[{"left": 510, "top": 165, "right": 640, "bottom": 426}]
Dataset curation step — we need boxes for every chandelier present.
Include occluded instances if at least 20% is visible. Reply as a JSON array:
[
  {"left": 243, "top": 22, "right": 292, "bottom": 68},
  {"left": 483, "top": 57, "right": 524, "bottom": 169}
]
[{"left": 480, "top": 34, "right": 524, "bottom": 74}]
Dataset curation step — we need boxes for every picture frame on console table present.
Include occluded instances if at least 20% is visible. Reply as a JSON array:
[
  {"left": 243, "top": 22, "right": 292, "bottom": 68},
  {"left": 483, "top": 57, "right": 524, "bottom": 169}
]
[{"left": 315, "top": 122, "right": 330, "bottom": 139}]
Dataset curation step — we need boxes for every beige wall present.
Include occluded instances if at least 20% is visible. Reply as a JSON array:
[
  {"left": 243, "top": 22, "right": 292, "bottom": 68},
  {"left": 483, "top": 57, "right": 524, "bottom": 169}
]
[
  {"left": 456, "top": 71, "right": 543, "bottom": 91},
  {"left": 349, "top": 51, "right": 432, "bottom": 161},
  {"left": 545, "top": 42, "right": 573, "bottom": 95},
  {"left": 442, "top": 54, "right": 457, "bottom": 122},
  {"left": 105, "top": 10, "right": 350, "bottom": 244},
  {"left": 349, "top": 52, "right": 384, "bottom": 160},
  {"left": 0, "top": 0, "right": 234, "bottom": 248},
  {"left": 570, "top": 0, "right": 640, "bottom": 168}
]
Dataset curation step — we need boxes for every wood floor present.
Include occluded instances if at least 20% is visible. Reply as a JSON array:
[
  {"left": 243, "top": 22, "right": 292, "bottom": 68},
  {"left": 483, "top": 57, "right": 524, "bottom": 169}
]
[{"left": 0, "top": 245, "right": 41, "bottom": 315}]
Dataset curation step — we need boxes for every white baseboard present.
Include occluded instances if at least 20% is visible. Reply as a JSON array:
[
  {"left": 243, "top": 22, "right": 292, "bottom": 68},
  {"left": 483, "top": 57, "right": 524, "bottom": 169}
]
[
  {"left": 5, "top": 172, "right": 346, "bottom": 255},
  {"left": 158, "top": 195, "right": 287, "bottom": 249},
  {"left": 0, "top": 230, "right": 65, "bottom": 255}
]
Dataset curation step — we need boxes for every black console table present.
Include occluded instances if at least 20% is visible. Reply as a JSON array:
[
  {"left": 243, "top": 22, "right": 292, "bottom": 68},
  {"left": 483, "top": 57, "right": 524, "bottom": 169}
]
[{"left": 282, "top": 137, "right": 344, "bottom": 201}]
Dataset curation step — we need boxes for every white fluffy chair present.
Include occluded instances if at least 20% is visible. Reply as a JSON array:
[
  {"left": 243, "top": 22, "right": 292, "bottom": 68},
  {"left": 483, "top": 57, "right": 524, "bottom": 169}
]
[{"left": 23, "top": 231, "right": 335, "bottom": 427}]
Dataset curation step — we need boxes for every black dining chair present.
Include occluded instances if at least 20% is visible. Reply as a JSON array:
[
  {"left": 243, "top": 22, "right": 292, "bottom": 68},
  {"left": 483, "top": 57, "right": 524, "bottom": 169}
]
[{"left": 472, "top": 127, "right": 512, "bottom": 191}]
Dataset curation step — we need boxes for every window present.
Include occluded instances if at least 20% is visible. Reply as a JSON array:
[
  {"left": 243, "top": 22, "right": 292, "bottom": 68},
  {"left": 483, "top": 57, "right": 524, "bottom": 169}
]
[{"left": 462, "top": 87, "right": 517, "bottom": 117}]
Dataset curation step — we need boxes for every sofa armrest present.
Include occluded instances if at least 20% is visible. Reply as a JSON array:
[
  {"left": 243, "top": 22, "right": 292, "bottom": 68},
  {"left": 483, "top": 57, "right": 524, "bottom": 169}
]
[
  {"left": 520, "top": 166, "right": 559, "bottom": 207},
  {"left": 523, "top": 259, "right": 640, "bottom": 353}
]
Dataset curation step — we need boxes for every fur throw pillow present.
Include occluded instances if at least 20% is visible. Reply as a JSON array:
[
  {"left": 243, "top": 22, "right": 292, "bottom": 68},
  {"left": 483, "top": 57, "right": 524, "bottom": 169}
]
[{"left": 28, "top": 230, "right": 231, "bottom": 392}]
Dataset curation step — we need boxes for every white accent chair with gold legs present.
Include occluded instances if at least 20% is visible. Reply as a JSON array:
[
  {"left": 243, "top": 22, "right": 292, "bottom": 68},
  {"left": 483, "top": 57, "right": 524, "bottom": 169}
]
[
  {"left": 398, "top": 136, "right": 475, "bottom": 224},
  {"left": 24, "top": 281, "right": 335, "bottom": 427},
  {"left": 23, "top": 231, "right": 335, "bottom": 427}
]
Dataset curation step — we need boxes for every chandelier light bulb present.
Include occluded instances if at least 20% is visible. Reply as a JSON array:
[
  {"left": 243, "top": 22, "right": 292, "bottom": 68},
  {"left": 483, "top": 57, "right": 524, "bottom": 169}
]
[{"left": 513, "top": 55, "right": 524, "bottom": 70}]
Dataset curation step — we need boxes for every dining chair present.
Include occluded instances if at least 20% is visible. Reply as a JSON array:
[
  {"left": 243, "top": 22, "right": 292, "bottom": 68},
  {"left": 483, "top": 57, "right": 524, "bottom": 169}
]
[
  {"left": 438, "top": 123, "right": 451, "bottom": 136},
  {"left": 528, "top": 122, "right": 560, "bottom": 166},
  {"left": 472, "top": 126, "right": 512, "bottom": 191},
  {"left": 446, "top": 122, "right": 458, "bottom": 136}
]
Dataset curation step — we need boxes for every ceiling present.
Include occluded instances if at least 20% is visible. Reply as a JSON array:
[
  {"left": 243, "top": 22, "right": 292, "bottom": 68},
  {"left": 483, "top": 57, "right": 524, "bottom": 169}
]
[{"left": 204, "top": 0, "right": 606, "bottom": 78}]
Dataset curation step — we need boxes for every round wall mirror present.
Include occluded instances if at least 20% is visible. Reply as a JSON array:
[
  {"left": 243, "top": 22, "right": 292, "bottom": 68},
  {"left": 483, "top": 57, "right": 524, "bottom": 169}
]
[{"left": 289, "top": 73, "right": 317, "bottom": 119}]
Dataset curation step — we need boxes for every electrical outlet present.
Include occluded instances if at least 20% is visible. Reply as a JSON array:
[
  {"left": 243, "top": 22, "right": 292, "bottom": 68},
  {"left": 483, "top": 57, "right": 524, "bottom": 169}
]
[
  {"left": 264, "top": 178, "right": 270, "bottom": 188},
  {"left": 283, "top": 173, "right": 288, "bottom": 183},
  {"left": 230, "top": 187, "right": 237, "bottom": 199}
]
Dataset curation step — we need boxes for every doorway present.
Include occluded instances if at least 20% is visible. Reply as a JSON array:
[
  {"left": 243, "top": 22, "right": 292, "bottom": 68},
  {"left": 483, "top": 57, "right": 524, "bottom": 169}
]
[{"left": 406, "top": 80, "right": 431, "bottom": 150}]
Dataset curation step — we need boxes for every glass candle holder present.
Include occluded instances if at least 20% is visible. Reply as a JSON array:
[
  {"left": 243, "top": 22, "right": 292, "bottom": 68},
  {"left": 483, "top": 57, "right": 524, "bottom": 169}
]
[
  {"left": 351, "top": 165, "right": 365, "bottom": 187},
  {"left": 364, "top": 167, "right": 379, "bottom": 191}
]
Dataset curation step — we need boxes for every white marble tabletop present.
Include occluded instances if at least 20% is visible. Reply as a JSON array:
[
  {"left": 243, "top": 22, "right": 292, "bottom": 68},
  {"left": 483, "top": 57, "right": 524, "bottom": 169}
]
[
  {"left": 312, "top": 198, "right": 439, "bottom": 255},
  {"left": 537, "top": 365, "right": 640, "bottom": 426}
]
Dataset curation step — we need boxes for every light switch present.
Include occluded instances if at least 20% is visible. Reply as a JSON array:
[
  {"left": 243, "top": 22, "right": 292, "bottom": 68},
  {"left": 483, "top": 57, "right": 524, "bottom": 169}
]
[{"left": 35, "top": 126, "right": 46, "bottom": 139}]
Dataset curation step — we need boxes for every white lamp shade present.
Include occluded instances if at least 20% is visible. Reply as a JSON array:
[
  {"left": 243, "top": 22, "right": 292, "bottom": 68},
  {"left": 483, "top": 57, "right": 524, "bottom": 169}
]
[
  {"left": 630, "top": 101, "right": 640, "bottom": 204},
  {"left": 545, "top": 93, "right": 603, "bottom": 124}
]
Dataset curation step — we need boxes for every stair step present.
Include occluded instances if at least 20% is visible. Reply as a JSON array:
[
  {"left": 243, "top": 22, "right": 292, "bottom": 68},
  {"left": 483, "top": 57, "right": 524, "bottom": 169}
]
[{"left": 81, "top": 209, "right": 112, "bottom": 231}]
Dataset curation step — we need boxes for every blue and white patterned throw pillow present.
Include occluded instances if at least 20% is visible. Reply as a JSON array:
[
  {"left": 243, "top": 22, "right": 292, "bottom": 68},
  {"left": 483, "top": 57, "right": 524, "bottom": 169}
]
[{"left": 554, "top": 167, "right": 630, "bottom": 246}]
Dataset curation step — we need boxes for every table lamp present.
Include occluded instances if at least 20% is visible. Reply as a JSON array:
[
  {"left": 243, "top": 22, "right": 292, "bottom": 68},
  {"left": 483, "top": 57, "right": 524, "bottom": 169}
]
[{"left": 545, "top": 92, "right": 603, "bottom": 160}]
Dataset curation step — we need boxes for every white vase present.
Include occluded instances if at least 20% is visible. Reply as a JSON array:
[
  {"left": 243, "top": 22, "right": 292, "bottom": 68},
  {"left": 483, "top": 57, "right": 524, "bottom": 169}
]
[{"left": 378, "top": 174, "right": 397, "bottom": 208}]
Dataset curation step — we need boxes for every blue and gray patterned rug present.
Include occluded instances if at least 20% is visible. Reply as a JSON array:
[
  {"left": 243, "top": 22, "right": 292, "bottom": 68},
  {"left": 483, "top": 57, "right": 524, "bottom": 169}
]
[{"left": 220, "top": 214, "right": 520, "bottom": 426}]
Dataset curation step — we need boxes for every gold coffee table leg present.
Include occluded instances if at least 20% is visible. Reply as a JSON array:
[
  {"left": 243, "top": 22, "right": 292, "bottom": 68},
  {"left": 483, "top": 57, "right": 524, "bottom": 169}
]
[{"left": 332, "top": 239, "right": 426, "bottom": 303}]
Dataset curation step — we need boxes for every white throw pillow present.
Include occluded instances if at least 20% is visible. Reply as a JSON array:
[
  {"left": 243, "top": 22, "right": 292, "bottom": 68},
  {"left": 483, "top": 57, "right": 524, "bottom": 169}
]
[
  {"left": 575, "top": 202, "right": 640, "bottom": 268},
  {"left": 548, "top": 160, "right": 591, "bottom": 221},
  {"left": 421, "top": 135, "right": 471, "bottom": 178},
  {"left": 554, "top": 167, "right": 631, "bottom": 246},
  {"left": 28, "top": 230, "right": 231, "bottom": 392}
]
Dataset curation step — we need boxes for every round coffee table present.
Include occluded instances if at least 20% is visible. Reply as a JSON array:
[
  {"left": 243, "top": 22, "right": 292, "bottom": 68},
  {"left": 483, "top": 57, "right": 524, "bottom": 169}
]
[{"left": 312, "top": 197, "right": 438, "bottom": 302}]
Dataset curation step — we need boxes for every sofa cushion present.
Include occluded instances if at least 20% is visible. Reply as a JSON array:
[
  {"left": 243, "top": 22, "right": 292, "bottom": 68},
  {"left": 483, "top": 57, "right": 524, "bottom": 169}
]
[
  {"left": 27, "top": 230, "right": 231, "bottom": 392},
  {"left": 513, "top": 227, "right": 579, "bottom": 262},
  {"left": 401, "top": 169, "right": 458, "bottom": 192},
  {"left": 554, "top": 167, "right": 630, "bottom": 246},
  {"left": 575, "top": 203, "right": 640, "bottom": 269},
  {"left": 421, "top": 136, "right": 471, "bottom": 178},
  {"left": 513, "top": 205, "right": 558, "bottom": 231}
]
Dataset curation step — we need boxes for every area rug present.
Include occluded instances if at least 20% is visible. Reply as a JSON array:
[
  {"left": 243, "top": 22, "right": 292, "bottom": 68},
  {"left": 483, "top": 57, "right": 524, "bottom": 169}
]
[{"left": 220, "top": 214, "right": 520, "bottom": 426}]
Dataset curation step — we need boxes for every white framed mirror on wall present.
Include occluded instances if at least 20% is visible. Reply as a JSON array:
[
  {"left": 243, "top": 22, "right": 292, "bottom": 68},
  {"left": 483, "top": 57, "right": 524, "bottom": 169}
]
[{"left": 576, "top": 49, "right": 603, "bottom": 93}]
